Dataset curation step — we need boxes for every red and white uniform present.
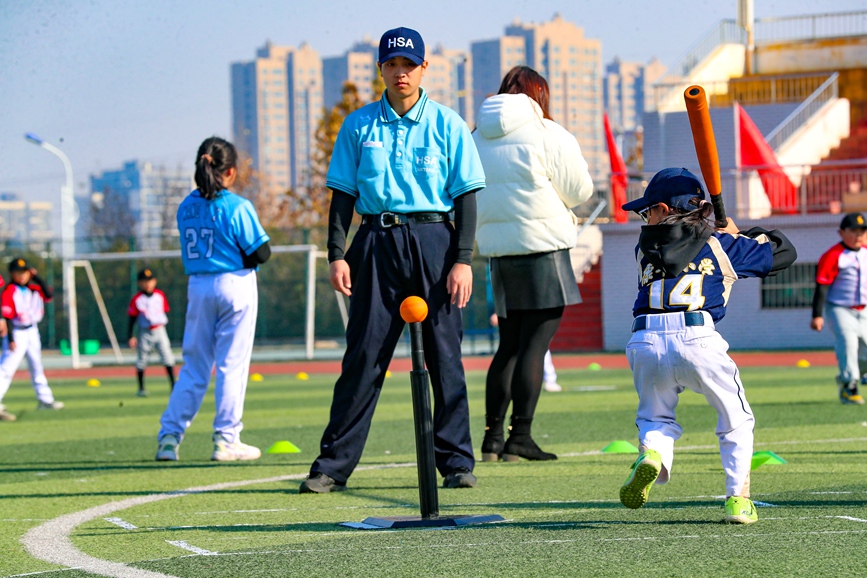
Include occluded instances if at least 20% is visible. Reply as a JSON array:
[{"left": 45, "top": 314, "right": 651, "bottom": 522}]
[
  {"left": 817, "top": 243, "right": 867, "bottom": 307},
  {"left": 128, "top": 289, "right": 174, "bottom": 371},
  {"left": 128, "top": 290, "right": 170, "bottom": 329},
  {"left": 1, "top": 281, "right": 47, "bottom": 328},
  {"left": 0, "top": 280, "right": 56, "bottom": 405}
]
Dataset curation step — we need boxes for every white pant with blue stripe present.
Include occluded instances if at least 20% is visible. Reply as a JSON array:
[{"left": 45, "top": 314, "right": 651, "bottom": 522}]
[
  {"left": 626, "top": 311, "right": 754, "bottom": 498},
  {"left": 159, "top": 269, "right": 258, "bottom": 444},
  {"left": 0, "top": 326, "right": 55, "bottom": 405}
]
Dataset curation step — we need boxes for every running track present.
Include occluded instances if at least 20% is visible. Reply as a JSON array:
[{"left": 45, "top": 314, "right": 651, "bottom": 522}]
[{"left": 35, "top": 350, "right": 837, "bottom": 380}]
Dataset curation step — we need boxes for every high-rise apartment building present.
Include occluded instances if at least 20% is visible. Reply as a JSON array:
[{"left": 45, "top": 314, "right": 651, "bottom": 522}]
[
  {"left": 322, "top": 39, "right": 378, "bottom": 109},
  {"left": 231, "top": 41, "right": 323, "bottom": 193},
  {"left": 0, "top": 193, "right": 52, "bottom": 247},
  {"left": 603, "top": 57, "right": 666, "bottom": 132},
  {"left": 470, "top": 35, "right": 526, "bottom": 112},
  {"left": 89, "top": 161, "right": 191, "bottom": 250},
  {"left": 429, "top": 46, "right": 473, "bottom": 125},
  {"left": 503, "top": 15, "right": 604, "bottom": 179}
]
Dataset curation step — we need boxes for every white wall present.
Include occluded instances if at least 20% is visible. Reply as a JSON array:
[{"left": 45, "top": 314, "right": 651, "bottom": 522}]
[{"left": 600, "top": 214, "right": 841, "bottom": 352}]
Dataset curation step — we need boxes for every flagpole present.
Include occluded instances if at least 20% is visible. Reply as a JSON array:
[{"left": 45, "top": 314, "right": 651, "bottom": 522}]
[{"left": 733, "top": 103, "right": 742, "bottom": 215}]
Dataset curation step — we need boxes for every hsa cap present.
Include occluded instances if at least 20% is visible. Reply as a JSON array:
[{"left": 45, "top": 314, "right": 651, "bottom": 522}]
[
  {"left": 9, "top": 257, "right": 29, "bottom": 273},
  {"left": 621, "top": 167, "right": 707, "bottom": 213},
  {"left": 840, "top": 212, "right": 867, "bottom": 230},
  {"left": 378, "top": 27, "right": 425, "bottom": 65},
  {"left": 137, "top": 268, "right": 155, "bottom": 281}
]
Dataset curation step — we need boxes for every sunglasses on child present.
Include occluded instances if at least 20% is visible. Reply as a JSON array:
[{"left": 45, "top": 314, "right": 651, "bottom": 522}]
[{"left": 637, "top": 204, "right": 659, "bottom": 223}]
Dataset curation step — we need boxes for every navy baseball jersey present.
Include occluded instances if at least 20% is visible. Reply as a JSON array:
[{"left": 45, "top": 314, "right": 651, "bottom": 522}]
[
  {"left": 633, "top": 232, "right": 774, "bottom": 322},
  {"left": 177, "top": 189, "right": 270, "bottom": 276}
]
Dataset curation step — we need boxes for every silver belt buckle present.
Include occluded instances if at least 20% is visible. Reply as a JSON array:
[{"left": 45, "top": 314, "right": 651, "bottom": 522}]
[{"left": 379, "top": 212, "right": 398, "bottom": 228}]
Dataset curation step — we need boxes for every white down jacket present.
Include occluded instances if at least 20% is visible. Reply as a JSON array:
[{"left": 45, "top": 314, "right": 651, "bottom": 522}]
[{"left": 473, "top": 93, "right": 593, "bottom": 257}]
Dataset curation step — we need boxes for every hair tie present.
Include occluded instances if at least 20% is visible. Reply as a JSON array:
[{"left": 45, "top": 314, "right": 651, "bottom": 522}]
[{"left": 201, "top": 153, "right": 213, "bottom": 164}]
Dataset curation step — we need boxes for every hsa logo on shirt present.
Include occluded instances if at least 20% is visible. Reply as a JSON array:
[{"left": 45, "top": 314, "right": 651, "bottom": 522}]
[{"left": 415, "top": 153, "right": 438, "bottom": 173}]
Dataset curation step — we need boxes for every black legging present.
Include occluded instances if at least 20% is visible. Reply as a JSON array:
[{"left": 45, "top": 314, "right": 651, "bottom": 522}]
[{"left": 485, "top": 306, "right": 565, "bottom": 420}]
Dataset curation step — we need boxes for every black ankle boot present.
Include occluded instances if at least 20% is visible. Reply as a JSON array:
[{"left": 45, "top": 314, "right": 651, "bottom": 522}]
[
  {"left": 502, "top": 416, "right": 557, "bottom": 461},
  {"left": 481, "top": 416, "right": 506, "bottom": 462}
]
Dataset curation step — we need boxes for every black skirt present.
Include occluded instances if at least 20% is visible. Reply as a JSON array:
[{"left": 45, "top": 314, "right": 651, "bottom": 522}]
[{"left": 490, "top": 249, "right": 582, "bottom": 318}]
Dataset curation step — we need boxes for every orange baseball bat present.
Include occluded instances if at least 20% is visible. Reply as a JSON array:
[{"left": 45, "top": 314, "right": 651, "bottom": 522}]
[{"left": 683, "top": 85, "right": 727, "bottom": 228}]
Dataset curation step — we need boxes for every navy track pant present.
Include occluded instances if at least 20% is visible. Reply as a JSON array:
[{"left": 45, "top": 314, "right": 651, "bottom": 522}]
[{"left": 310, "top": 219, "right": 475, "bottom": 483}]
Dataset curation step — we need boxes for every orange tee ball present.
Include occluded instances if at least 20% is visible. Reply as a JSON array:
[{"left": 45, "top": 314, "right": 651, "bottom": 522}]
[{"left": 400, "top": 296, "right": 428, "bottom": 323}]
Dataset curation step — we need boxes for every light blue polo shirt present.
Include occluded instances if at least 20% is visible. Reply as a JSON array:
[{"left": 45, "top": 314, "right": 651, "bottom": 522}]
[
  {"left": 177, "top": 189, "right": 270, "bottom": 275},
  {"left": 326, "top": 88, "right": 486, "bottom": 214}
]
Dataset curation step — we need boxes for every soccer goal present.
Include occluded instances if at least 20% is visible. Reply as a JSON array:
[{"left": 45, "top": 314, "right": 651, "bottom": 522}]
[{"left": 65, "top": 244, "right": 342, "bottom": 367}]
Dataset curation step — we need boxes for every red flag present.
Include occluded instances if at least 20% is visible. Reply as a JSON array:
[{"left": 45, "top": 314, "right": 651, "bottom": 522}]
[
  {"left": 736, "top": 103, "right": 798, "bottom": 213},
  {"left": 603, "top": 112, "right": 629, "bottom": 223}
]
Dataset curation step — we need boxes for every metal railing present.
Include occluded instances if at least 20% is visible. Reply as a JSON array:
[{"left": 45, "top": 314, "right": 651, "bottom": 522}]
[
  {"left": 714, "top": 73, "right": 833, "bottom": 107},
  {"left": 765, "top": 72, "right": 839, "bottom": 151},
  {"left": 607, "top": 162, "right": 867, "bottom": 221},
  {"left": 754, "top": 10, "right": 867, "bottom": 44}
]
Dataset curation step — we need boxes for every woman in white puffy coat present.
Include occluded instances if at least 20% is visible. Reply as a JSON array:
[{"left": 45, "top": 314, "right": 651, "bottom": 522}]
[{"left": 473, "top": 66, "right": 593, "bottom": 461}]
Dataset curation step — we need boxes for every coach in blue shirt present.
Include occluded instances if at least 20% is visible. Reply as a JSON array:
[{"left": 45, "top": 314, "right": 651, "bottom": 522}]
[{"left": 300, "top": 26, "right": 486, "bottom": 493}]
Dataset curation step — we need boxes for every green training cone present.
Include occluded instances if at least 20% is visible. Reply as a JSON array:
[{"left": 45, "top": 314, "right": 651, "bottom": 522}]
[
  {"left": 266, "top": 440, "right": 301, "bottom": 454},
  {"left": 751, "top": 450, "right": 787, "bottom": 469},
  {"left": 601, "top": 440, "right": 639, "bottom": 454}
]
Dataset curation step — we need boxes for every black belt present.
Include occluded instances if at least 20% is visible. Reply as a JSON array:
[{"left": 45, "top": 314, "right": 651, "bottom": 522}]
[
  {"left": 632, "top": 312, "right": 705, "bottom": 332},
  {"left": 361, "top": 212, "right": 448, "bottom": 228},
  {"left": 13, "top": 325, "right": 33, "bottom": 330}
]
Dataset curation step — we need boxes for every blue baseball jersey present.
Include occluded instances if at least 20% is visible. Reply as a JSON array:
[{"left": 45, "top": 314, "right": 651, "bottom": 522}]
[
  {"left": 326, "top": 88, "right": 486, "bottom": 214},
  {"left": 176, "top": 189, "right": 270, "bottom": 275},
  {"left": 633, "top": 232, "right": 774, "bottom": 322}
]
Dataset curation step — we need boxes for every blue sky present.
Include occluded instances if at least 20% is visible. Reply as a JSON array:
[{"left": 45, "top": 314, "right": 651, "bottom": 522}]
[{"left": 1, "top": 0, "right": 862, "bottom": 208}]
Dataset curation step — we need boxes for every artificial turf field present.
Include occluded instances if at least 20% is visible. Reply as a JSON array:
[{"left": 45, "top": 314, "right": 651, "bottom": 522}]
[{"left": 1, "top": 361, "right": 866, "bottom": 578}]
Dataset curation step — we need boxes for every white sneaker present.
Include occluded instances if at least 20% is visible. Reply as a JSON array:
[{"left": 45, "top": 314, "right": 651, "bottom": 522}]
[
  {"left": 155, "top": 435, "right": 180, "bottom": 461},
  {"left": 211, "top": 433, "right": 261, "bottom": 461},
  {"left": 37, "top": 400, "right": 65, "bottom": 410},
  {"left": 0, "top": 404, "right": 16, "bottom": 421},
  {"left": 543, "top": 381, "right": 563, "bottom": 393}
]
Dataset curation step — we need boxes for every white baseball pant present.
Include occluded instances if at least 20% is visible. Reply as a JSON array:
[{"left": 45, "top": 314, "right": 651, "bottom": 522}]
[
  {"left": 543, "top": 350, "right": 557, "bottom": 385},
  {"left": 826, "top": 303, "right": 867, "bottom": 384},
  {"left": 0, "top": 326, "right": 55, "bottom": 404},
  {"left": 626, "top": 311, "right": 754, "bottom": 498},
  {"left": 136, "top": 325, "right": 175, "bottom": 370},
  {"left": 158, "top": 269, "right": 258, "bottom": 444}
]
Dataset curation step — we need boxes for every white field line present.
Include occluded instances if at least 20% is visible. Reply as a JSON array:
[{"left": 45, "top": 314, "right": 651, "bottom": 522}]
[
  {"left": 12, "top": 526, "right": 867, "bottom": 576},
  {"left": 837, "top": 516, "right": 867, "bottom": 523},
  {"left": 103, "top": 518, "right": 137, "bottom": 530},
  {"left": 165, "top": 541, "right": 216, "bottom": 555},
  {"left": 562, "top": 436, "right": 867, "bottom": 458},
  {"left": 20, "top": 462, "right": 415, "bottom": 578}
]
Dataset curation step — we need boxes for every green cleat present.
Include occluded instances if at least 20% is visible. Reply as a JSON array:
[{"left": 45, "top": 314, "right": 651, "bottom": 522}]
[
  {"left": 725, "top": 496, "right": 758, "bottom": 524},
  {"left": 619, "top": 449, "right": 661, "bottom": 509}
]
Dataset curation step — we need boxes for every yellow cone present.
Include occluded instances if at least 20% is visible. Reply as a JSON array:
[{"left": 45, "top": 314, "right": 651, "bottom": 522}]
[
  {"left": 250, "top": 373, "right": 264, "bottom": 382},
  {"left": 266, "top": 440, "right": 301, "bottom": 454},
  {"left": 796, "top": 359, "right": 810, "bottom": 368},
  {"left": 588, "top": 362, "right": 602, "bottom": 371},
  {"left": 86, "top": 379, "right": 100, "bottom": 387},
  {"left": 296, "top": 372, "right": 309, "bottom": 380}
]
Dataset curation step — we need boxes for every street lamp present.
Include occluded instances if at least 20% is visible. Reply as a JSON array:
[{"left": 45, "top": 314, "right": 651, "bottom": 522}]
[{"left": 24, "top": 133, "right": 81, "bottom": 369}]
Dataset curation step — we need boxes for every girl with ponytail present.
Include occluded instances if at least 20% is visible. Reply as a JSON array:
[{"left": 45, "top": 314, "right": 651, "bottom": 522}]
[{"left": 156, "top": 136, "right": 271, "bottom": 463}]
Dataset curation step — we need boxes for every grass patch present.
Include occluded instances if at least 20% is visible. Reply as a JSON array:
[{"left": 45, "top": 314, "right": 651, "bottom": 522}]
[{"left": 1, "top": 364, "right": 865, "bottom": 577}]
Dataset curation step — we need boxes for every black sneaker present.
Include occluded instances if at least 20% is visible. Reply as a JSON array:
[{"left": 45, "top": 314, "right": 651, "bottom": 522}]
[
  {"left": 299, "top": 472, "right": 347, "bottom": 494},
  {"left": 443, "top": 467, "right": 477, "bottom": 489}
]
